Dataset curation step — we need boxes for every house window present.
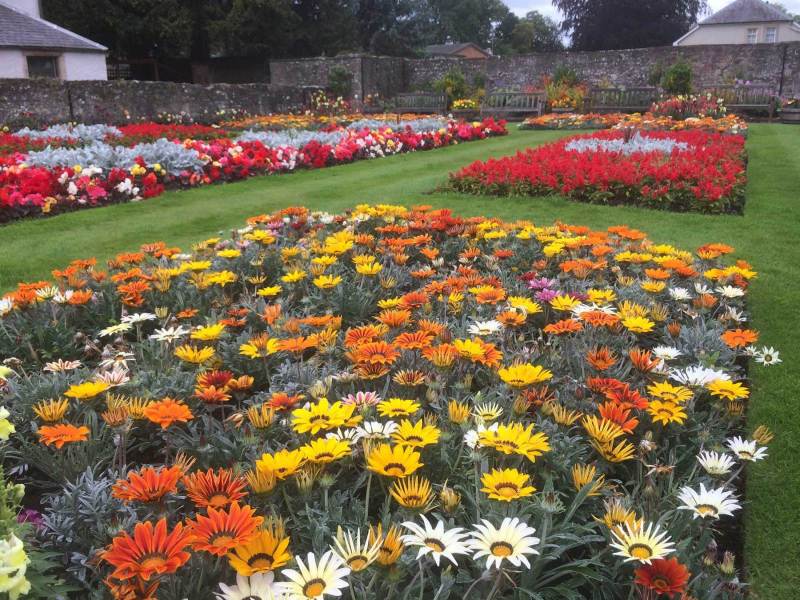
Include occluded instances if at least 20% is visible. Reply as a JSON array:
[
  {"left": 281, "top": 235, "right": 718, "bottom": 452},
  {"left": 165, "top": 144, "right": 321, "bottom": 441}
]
[
  {"left": 746, "top": 28, "right": 758, "bottom": 44},
  {"left": 766, "top": 27, "right": 777, "bottom": 43},
  {"left": 26, "top": 55, "right": 59, "bottom": 78}
]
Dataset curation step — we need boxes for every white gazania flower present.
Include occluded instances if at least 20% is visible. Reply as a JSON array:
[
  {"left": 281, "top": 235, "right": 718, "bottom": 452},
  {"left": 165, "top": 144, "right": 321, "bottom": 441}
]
[
  {"left": 330, "top": 526, "right": 381, "bottom": 572},
  {"left": 99, "top": 351, "right": 135, "bottom": 370},
  {"left": 697, "top": 450, "right": 736, "bottom": 476},
  {"left": 355, "top": 420, "right": 398, "bottom": 440},
  {"left": 43, "top": 359, "right": 82, "bottom": 373},
  {"left": 668, "top": 287, "right": 691, "bottom": 301},
  {"left": 94, "top": 366, "right": 130, "bottom": 386},
  {"left": 468, "top": 517, "right": 540, "bottom": 570},
  {"left": 281, "top": 551, "right": 350, "bottom": 600},
  {"left": 694, "top": 282, "right": 713, "bottom": 295},
  {"left": 34, "top": 286, "right": 59, "bottom": 300},
  {"left": 715, "top": 285, "right": 745, "bottom": 298},
  {"left": 468, "top": 320, "right": 504, "bottom": 336},
  {"left": 726, "top": 436, "right": 768, "bottom": 462},
  {"left": 216, "top": 571, "right": 286, "bottom": 600},
  {"left": 121, "top": 312, "right": 158, "bottom": 324},
  {"left": 325, "top": 428, "right": 360, "bottom": 445},
  {"left": 400, "top": 515, "right": 470, "bottom": 566},
  {"left": 98, "top": 323, "right": 133, "bottom": 338},
  {"left": 669, "top": 366, "right": 730, "bottom": 387},
  {"left": 464, "top": 429, "right": 480, "bottom": 449},
  {"left": 754, "top": 346, "right": 781, "bottom": 366},
  {"left": 678, "top": 483, "right": 740, "bottom": 520},
  {"left": 572, "top": 302, "right": 617, "bottom": 316},
  {"left": 652, "top": 346, "right": 682, "bottom": 361},
  {"left": 149, "top": 326, "right": 190, "bottom": 343},
  {"left": 0, "top": 298, "right": 13, "bottom": 316},
  {"left": 473, "top": 402, "right": 503, "bottom": 422},
  {"left": 723, "top": 307, "right": 747, "bottom": 323},
  {"left": 609, "top": 521, "right": 675, "bottom": 564},
  {"left": 340, "top": 391, "right": 381, "bottom": 407},
  {"left": 52, "top": 290, "right": 74, "bottom": 304}
]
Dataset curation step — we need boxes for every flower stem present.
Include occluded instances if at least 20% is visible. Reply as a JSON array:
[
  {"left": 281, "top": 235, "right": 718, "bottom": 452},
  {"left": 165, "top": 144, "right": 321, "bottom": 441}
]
[{"left": 364, "top": 472, "right": 373, "bottom": 523}]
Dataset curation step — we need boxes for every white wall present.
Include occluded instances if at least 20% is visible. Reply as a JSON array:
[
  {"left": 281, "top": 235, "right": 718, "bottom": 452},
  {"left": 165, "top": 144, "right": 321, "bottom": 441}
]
[
  {"left": 677, "top": 21, "right": 800, "bottom": 45},
  {"left": 0, "top": 49, "right": 25, "bottom": 77},
  {"left": 62, "top": 52, "right": 107, "bottom": 80}
]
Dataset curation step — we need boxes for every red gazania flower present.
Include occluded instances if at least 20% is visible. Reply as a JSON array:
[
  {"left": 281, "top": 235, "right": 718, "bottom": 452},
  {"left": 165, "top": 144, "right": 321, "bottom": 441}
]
[
  {"left": 183, "top": 468, "right": 248, "bottom": 509},
  {"left": 188, "top": 502, "right": 263, "bottom": 556},
  {"left": 113, "top": 466, "right": 182, "bottom": 503},
  {"left": 101, "top": 518, "right": 194, "bottom": 581},
  {"left": 634, "top": 557, "right": 690, "bottom": 597},
  {"left": 268, "top": 392, "right": 303, "bottom": 411}
]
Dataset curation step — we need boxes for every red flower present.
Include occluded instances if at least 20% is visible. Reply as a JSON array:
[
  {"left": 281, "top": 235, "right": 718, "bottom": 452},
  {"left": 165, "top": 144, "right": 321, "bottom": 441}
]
[{"left": 634, "top": 557, "right": 690, "bottom": 597}]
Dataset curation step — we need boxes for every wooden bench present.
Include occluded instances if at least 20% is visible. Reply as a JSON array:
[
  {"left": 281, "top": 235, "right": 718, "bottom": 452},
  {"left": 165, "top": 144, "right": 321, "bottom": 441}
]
[
  {"left": 583, "top": 87, "right": 660, "bottom": 113},
  {"left": 697, "top": 85, "right": 777, "bottom": 118},
  {"left": 481, "top": 92, "right": 545, "bottom": 119},
  {"left": 393, "top": 92, "right": 447, "bottom": 114}
]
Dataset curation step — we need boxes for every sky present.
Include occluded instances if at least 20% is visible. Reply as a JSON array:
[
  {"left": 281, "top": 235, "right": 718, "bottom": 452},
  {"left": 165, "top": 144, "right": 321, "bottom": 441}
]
[{"left": 507, "top": 0, "right": 800, "bottom": 20}]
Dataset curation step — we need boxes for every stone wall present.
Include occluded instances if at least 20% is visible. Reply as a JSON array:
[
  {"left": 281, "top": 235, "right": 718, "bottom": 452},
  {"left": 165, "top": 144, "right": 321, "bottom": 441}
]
[
  {"left": 0, "top": 80, "right": 307, "bottom": 126},
  {"left": 270, "top": 55, "right": 365, "bottom": 99}
]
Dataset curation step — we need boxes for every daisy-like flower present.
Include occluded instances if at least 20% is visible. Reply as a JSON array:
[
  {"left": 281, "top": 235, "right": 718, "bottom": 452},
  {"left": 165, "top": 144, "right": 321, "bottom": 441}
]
[
  {"left": 480, "top": 468, "right": 536, "bottom": 502},
  {"left": 101, "top": 518, "right": 193, "bottom": 582},
  {"left": 678, "top": 483, "right": 740, "bottom": 520},
  {"left": 216, "top": 572, "right": 286, "bottom": 600},
  {"left": 228, "top": 526, "right": 292, "bottom": 576},
  {"left": 651, "top": 346, "right": 682, "bottom": 361},
  {"left": 189, "top": 502, "right": 263, "bottom": 556},
  {"left": 754, "top": 346, "right": 781, "bottom": 366},
  {"left": 330, "top": 526, "right": 381, "bottom": 572},
  {"left": 340, "top": 391, "right": 381, "bottom": 407},
  {"left": 467, "top": 320, "right": 503, "bottom": 336},
  {"left": 389, "top": 475, "right": 435, "bottom": 510},
  {"left": 43, "top": 359, "right": 82, "bottom": 373},
  {"left": 149, "top": 326, "right": 190, "bottom": 343},
  {"left": 121, "top": 312, "right": 158, "bottom": 324},
  {"left": 99, "top": 322, "right": 133, "bottom": 338},
  {"left": 400, "top": 515, "right": 470, "bottom": 566},
  {"left": 354, "top": 420, "right": 398, "bottom": 440},
  {"left": 697, "top": 450, "right": 736, "bottom": 476},
  {"left": 669, "top": 366, "right": 730, "bottom": 387},
  {"left": 726, "top": 436, "right": 768, "bottom": 462},
  {"left": 668, "top": 287, "right": 691, "bottom": 301},
  {"left": 469, "top": 517, "right": 540, "bottom": 570},
  {"left": 473, "top": 402, "right": 503, "bottom": 422},
  {"left": 391, "top": 419, "right": 440, "bottom": 448},
  {"left": 281, "top": 550, "right": 350, "bottom": 599},
  {"left": 366, "top": 443, "right": 424, "bottom": 478},
  {"left": 715, "top": 285, "right": 745, "bottom": 298},
  {"left": 610, "top": 521, "right": 675, "bottom": 564},
  {"left": 634, "top": 558, "right": 690, "bottom": 597}
]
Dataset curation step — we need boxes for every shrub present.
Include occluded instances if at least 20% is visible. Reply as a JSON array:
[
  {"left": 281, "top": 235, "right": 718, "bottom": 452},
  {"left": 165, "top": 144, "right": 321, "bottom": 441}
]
[
  {"left": 327, "top": 66, "right": 354, "bottom": 99},
  {"left": 553, "top": 65, "right": 579, "bottom": 87},
  {"left": 662, "top": 61, "right": 693, "bottom": 95},
  {"left": 433, "top": 68, "right": 469, "bottom": 103}
]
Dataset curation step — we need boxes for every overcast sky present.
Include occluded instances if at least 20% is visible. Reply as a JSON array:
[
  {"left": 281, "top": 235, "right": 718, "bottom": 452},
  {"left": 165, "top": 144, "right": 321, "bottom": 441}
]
[{"left": 508, "top": 0, "right": 800, "bottom": 20}]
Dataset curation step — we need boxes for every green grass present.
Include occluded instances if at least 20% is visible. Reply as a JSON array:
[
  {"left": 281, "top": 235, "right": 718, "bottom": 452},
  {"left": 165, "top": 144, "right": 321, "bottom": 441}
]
[{"left": 1, "top": 124, "right": 798, "bottom": 595}]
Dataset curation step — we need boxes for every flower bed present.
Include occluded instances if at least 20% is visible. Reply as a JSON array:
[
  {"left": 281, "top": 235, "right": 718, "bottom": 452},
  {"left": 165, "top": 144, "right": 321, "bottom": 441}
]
[
  {"left": 0, "top": 117, "right": 506, "bottom": 223},
  {"left": 0, "top": 204, "right": 778, "bottom": 599},
  {"left": 450, "top": 129, "right": 747, "bottom": 213},
  {"left": 521, "top": 112, "right": 748, "bottom": 135}
]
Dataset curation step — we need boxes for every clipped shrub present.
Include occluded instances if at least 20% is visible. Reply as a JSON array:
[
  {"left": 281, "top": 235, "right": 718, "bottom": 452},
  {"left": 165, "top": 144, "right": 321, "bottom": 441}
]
[{"left": 662, "top": 61, "right": 693, "bottom": 95}]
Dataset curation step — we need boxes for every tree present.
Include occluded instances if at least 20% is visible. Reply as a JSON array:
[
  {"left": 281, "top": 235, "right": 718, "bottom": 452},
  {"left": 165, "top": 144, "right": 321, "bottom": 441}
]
[
  {"left": 552, "top": 0, "right": 707, "bottom": 50},
  {"left": 510, "top": 11, "right": 563, "bottom": 53}
]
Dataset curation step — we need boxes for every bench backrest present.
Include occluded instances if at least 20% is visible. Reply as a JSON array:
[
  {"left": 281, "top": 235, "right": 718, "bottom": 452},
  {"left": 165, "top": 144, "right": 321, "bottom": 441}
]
[
  {"left": 697, "top": 85, "right": 776, "bottom": 106},
  {"left": 482, "top": 92, "right": 545, "bottom": 111},
  {"left": 587, "top": 87, "right": 659, "bottom": 112},
  {"left": 394, "top": 92, "right": 447, "bottom": 112}
]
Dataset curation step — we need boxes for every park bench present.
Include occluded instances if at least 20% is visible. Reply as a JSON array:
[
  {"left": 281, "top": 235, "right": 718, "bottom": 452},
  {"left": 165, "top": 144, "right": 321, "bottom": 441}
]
[
  {"left": 481, "top": 91, "right": 545, "bottom": 119},
  {"left": 583, "top": 87, "right": 660, "bottom": 113},
  {"left": 393, "top": 92, "right": 447, "bottom": 114},
  {"left": 697, "top": 85, "right": 777, "bottom": 118}
]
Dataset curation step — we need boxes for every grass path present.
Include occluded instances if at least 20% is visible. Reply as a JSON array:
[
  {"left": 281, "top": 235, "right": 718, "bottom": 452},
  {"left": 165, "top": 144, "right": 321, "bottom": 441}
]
[{"left": 0, "top": 124, "right": 797, "bottom": 596}]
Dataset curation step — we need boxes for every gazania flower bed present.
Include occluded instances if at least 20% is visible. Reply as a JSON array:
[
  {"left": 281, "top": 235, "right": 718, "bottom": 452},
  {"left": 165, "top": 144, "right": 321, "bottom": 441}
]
[
  {"left": 450, "top": 129, "right": 747, "bottom": 213},
  {"left": 0, "top": 204, "right": 779, "bottom": 599},
  {"left": 521, "top": 112, "right": 747, "bottom": 136},
  {"left": 0, "top": 118, "right": 506, "bottom": 223}
]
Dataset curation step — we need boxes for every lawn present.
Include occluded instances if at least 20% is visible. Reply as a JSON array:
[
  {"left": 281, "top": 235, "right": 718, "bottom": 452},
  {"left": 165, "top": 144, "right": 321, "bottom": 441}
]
[{"left": 1, "top": 124, "right": 797, "bottom": 596}]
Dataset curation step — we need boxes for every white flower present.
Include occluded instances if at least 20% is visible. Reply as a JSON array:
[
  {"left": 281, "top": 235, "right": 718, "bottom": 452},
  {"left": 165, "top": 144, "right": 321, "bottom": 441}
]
[
  {"left": 0, "top": 298, "right": 13, "bottom": 317},
  {"left": 668, "top": 287, "right": 691, "bottom": 301},
  {"left": 98, "top": 351, "right": 135, "bottom": 370},
  {"left": 121, "top": 312, "right": 157, "bottom": 324},
  {"left": 723, "top": 307, "right": 747, "bottom": 323},
  {"left": 469, "top": 517, "right": 540, "bottom": 570},
  {"left": 754, "top": 346, "right": 781, "bottom": 366},
  {"left": 281, "top": 551, "right": 350, "bottom": 600},
  {"left": 678, "top": 483, "right": 740, "bottom": 519},
  {"left": 355, "top": 420, "right": 398, "bottom": 440},
  {"left": 669, "top": 365, "right": 730, "bottom": 386},
  {"left": 400, "top": 515, "right": 470, "bottom": 566},
  {"left": 697, "top": 450, "right": 736, "bottom": 476},
  {"left": 464, "top": 429, "right": 480, "bottom": 448},
  {"left": 149, "top": 326, "right": 190, "bottom": 343},
  {"left": 98, "top": 323, "right": 133, "bottom": 338},
  {"left": 325, "top": 428, "right": 360, "bottom": 445},
  {"left": 610, "top": 521, "right": 675, "bottom": 564},
  {"left": 652, "top": 346, "right": 682, "bottom": 361},
  {"left": 726, "top": 436, "right": 768, "bottom": 462},
  {"left": 94, "top": 366, "right": 130, "bottom": 386},
  {"left": 715, "top": 285, "right": 745, "bottom": 298},
  {"left": 216, "top": 572, "right": 286, "bottom": 600},
  {"left": 572, "top": 303, "right": 617, "bottom": 316},
  {"left": 468, "top": 320, "right": 503, "bottom": 336},
  {"left": 694, "top": 282, "right": 713, "bottom": 295},
  {"left": 34, "top": 286, "right": 59, "bottom": 300},
  {"left": 43, "top": 359, "right": 82, "bottom": 373}
]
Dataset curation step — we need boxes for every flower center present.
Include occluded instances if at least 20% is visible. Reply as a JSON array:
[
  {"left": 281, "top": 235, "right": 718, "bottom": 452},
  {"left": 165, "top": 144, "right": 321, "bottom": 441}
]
[
  {"left": 385, "top": 463, "right": 406, "bottom": 477},
  {"left": 139, "top": 553, "right": 167, "bottom": 571},
  {"left": 695, "top": 503, "right": 719, "bottom": 517},
  {"left": 303, "top": 579, "right": 326, "bottom": 597},
  {"left": 248, "top": 553, "right": 274, "bottom": 570},
  {"left": 651, "top": 576, "right": 671, "bottom": 591},
  {"left": 489, "top": 541, "right": 514, "bottom": 557},
  {"left": 629, "top": 543, "right": 653, "bottom": 560},
  {"left": 208, "top": 493, "right": 230, "bottom": 508},
  {"left": 496, "top": 482, "right": 520, "bottom": 497},
  {"left": 347, "top": 555, "right": 369, "bottom": 571},
  {"left": 424, "top": 537, "right": 445, "bottom": 553},
  {"left": 209, "top": 532, "right": 236, "bottom": 548}
]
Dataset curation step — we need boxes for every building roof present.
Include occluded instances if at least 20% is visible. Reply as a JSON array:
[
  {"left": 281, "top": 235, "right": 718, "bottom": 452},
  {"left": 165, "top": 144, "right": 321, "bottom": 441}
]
[
  {"left": 700, "top": 0, "right": 792, "bottom": 24},
  {"left": 424, "top": 42, "right": 490, "bottom": 57},
  {"left": 0, "top": 1, "right": 106, "bottom": 51}
]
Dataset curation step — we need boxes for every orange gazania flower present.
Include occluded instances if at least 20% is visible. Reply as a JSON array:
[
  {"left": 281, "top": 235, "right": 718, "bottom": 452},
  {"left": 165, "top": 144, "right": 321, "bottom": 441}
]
[
  {"left": 268, "top": 392, "right": 304, "bottom": 411},
  {"left": 144, "top": 398, "right": 194, "bottom": 429},
  {"left": 113, "top": 466, "right": 182, "bottom": 503},
  {"left": 353, "top": 341, "right": 400, "bottom": 365},
  {"left": 721, "top": 328, "right": 758, "bottom": 349},
  {"left": 355, "top": 363, "right": 391, "bottom": 380},
  {"left": 394, "top": 330, "right": 434, "bottom": 350},
  {"left": 177, "top": 308, "right": 199, "bottom": 319},
  {"left": 634, "top": 557, "right": 690, "bottom": 596},
  {"left": 473, "top": 286, "right": 506, "bottom": 304},
  {"left": 194, "top": 386, "right": 231, "bottom": 403},
  {"left": 399, "top": 291, "right": 429, "bottom": 309},
  {"left": 276, "top": 335, "right": 318, "bottom": 354},
  {"left": 628, "top": 348, "right": 661, "bottom": 373},
  {"left": 37, "top": 423, "right": 90, "bottom": 448},
  {"left": 344, "top": 324, "right": 387, "bottom": 348},
  {"left": 544, "top": 319, "right": 583, "bottom": 335},
  {"left": 375, "top": 309, "right": 412, "bottom": 328},
  {"left": 579, "top": 310, "right": 621, "bottom": 328},
  {"left": 183, "top": 468, "right": 248, "bottom": 509},
  {"left": 497, "top": 310, "right": 526, "bottom": 327},
  {"left": 604, "top": 384, "right": 649, "bottom": 410},
  {"left": 598, "top": 402, "right": 639, "bottom": 434},
  {"left": 197, "top": 370, "right": 233, "bottom": 389},
  {"left": 188, "top": 502, "right": 263, "bottom": 556},
  {"left": 66, "top": 289, "right": 94, "bottom": 305},
  {"left": 101, "top": 518, "right": 194, "bottom": 582},
  {"left": 587, "top": 347, "right": 617, "bottom": 371}
]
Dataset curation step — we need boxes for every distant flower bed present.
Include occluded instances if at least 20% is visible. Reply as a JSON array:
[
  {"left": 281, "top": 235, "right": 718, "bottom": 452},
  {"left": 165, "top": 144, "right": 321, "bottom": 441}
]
[
  {"left": 521, "top": 112, "right": 747, "bottom": 136},
  {"left": 0, "top": 117, "right": 506, "bottom": 223},
  {"left": 0, "top": 204, "right": 778, "bottom": 599},
  {"left": 449, "top": 129, "right": 747, "bottom": 214}
]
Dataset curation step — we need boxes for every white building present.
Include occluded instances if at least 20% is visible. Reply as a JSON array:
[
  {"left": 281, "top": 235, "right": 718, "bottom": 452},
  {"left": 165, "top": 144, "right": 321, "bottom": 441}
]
[
  {"left": 674, "top": 0, "right": 800, "bottom": 46},
  {"left": 0, "top": 0, "right": 107, "bottom": 80}
]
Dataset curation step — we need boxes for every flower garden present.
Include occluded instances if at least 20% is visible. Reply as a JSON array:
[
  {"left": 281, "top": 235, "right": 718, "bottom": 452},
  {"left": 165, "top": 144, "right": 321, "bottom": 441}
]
[
  {"left": 0, "top": 199, "right": 782, "bottom": 600},
  {"left": 0, "top": 116, "right": 506, "bottom": 223}
]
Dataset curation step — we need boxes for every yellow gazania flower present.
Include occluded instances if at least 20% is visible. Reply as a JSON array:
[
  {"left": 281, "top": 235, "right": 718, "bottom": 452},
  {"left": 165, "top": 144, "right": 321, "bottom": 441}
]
[
  {"left": 640, "top": 280, "right": 666, "bottom": 293},
  {"left": 377, "top": 297, "right": 403, "bottom": 309},
  {"left": 191, "top": 323, "right": 226, "bottom": 342},
  {"left": 331, "top": 526, "right": 382, "bottom": 572},
  {"left": 621, "top": 316, "right": 655, "bottom": 334},
  {"left": 257, "top": 285, "right": 282, "bottom": 297},
  {"left": 216, "top": 249, "right": 241, "bottom": 259},
  {"left": 452, "top": 338, "right": 484, "bottom": 361},
  {"left": 647, "top": 400, "right": 687, "bottom": 425},
  {"left": 473, "top": 402, "right": 503, "bottom": 423},
  {"left": 256, "top": 449, "right": 306, "bottom": 479},
  {"left": 239, "top": 335, "right": 279, "bottom": 359},
  {"left": 550, "top": 294, "right": 581, "bottom": 311},
  {"left": 582, "top": 416, "right": 625, "bottom": 445},
  {"left": 369, "top": 523, "right": 405, "bottom": 566},
  {"left": 389, "top": 476, "right": 434, "bottom": 510},
  {"left": 595, "top": 498, "right": 641, "bottom": 534},
  {"left": 507, "top": 296, "right": 542, "bottom": 315},
  {"left": 291, "top": 398, "right": 355, "bottom": 435},
  {"left": 207, "top": 270, "right": 238, "bottom": 287},
  {"left": 246, "top": 404, "right": 276, "bottom": 429},
  {"left": 447, "top": 400, "right": 471, "bottom": 424},
  {"left": 617, "top": 301, "right": 649, "bottom": 319},
  {"left": 245, "top": 468, "right": 277, "bottom": 494},
  {"left": 227, "top": 527, "right": 291, "bottom": 575},
  {"left": 281, "top": 270, "right": 307, "bottom": 283},
  {"left": 592, "top": 438, "right": 637, "bottom": 463},
  {"left": 376, "top": 398, "right": 421, "bottom": 418},
  {"left": 356, "top": 262, "right": 383, "bottom": 276},
  {"left": 550, "top": 403, "right": 582, "bottom": 426},
  {"left": 706, "top": 380, "right": 749, "bottom": 401},
  {"left": 366, "top": 443, "right": 424, "bottom": 478},
  {"left": 301, "top": 437, "right": 352, "bottom": 464},
  {"left": 587, "top": 289, "right": 616, "bottom": 304},
  {"left": 647, "top": 381, "right": 693, "bottom": 403},
  {"left": 480, "top": 468, "right": 536, "bottom": 502},
  {"left": 312, "top": 255, "right": 338, "bottom": 267},
  {"left": 179, "top": 260, "right": 212, "bottom": 273},
  {"left": 64, "top": 381, "right": 111, "bottom": 401},
  {"left": 478, "top": 422, "right": 551, "bottom": 462},
  {"left": 247, "top": 230, "right": 276, "bottom": 245},
  {"left": 571, "top": 464, "right": 605, "bottom": 496},
  {"left": 391, "top": 420, "right": 440, "bottom": 448},
  {"left": 498, "top": 363, "right": 553, "bottom": 387},
  {"left": 175, "top": 344, "right": 216, "bottom": 364},
  {"left": 313, "top": 275, "right": 342, "bottom": 289},
  {"left": 33, "top": 398, "right": 70, "bottom": 422},
  {"left": 352, "top": 254, "right": 376, "bottom": 266}
]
